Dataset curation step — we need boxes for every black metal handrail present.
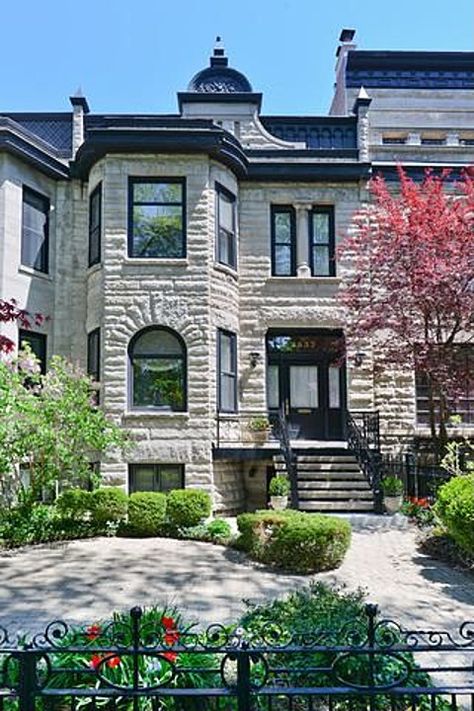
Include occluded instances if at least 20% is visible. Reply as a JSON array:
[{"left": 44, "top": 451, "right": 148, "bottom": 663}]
[
  {"left": 346, "top": 411, "right": 383, "bottom": 514},
  {"left": 270, "top": 407, "right": 299, "bottom": 509}
]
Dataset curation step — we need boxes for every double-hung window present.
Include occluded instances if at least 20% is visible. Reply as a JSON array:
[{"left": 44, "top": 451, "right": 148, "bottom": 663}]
[
  {"left": 271, "top": 207, "right": 296, "bottom": 276},
  {"left": 21, "top": 187, "right": 49, "bottom": 273},
  {"left": 309, "top": 207, "right": 335, "bottom": 276},
  {"left": 87, "top": 328, "right": 101, "bottom": 383},
  {"left": 88, "top": 184, "right": 102, "bottom": 266},
  {"left": 218, "top": 329, "right": 237, "bottom": 412},
  {"left": 129, "top": 179, "right": 185, "bottom": 258},
  {"left": 18, "top": 329, "right": 47, "bottom": 373},
  {"left": 216, "top": 184, "right": 236, "bottom": 269}
]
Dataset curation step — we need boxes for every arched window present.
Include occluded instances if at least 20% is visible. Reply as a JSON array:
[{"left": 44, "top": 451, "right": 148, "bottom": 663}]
[{"left": 129, "top": 327, "right": 186, "bottom": 410}]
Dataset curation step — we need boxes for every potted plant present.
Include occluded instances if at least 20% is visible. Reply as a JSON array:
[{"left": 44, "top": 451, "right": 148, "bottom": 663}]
[
  {"left": 381, "top": 476, "right": 404, "bottom": 514},
  {"left": 247, "top": 416, "right": 270, "bottom": 443},
  {"left": 269, "top": 474, "right": 290, "bottom": 510}
]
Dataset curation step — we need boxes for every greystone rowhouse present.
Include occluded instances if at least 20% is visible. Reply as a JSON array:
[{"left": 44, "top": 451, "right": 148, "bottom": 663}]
[{"left": 1, "top": 31, "right": 473, "bottom": 513}]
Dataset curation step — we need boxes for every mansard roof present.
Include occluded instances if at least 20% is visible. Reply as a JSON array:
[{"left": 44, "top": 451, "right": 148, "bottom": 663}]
[{"left": 346, "top": 50, "right": 474, "bottom": 89}]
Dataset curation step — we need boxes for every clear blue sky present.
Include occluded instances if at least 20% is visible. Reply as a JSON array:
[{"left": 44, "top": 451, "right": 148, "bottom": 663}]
[{"left": 1, "top": 0, "right": 473, "bottom": 116}]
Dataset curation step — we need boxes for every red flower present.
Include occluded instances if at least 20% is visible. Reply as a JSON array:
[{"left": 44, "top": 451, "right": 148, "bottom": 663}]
[
  {"left": 86, "top": 624, "right": 102, "bottom": 641},
  {"left": 162, "top": 651, "right": 178, "bottom": 663},
  {"left": 161, "top": 616, "right": 176, "bottom": 630},
  {"left": 90, "top": 654, "right": 103, "bottom": 670},
  {"left": 106, "top": 656, "right": 121, "bottom": 668},
  {"left": 164, "top": 630, "right": 180, "bottom": 646}
]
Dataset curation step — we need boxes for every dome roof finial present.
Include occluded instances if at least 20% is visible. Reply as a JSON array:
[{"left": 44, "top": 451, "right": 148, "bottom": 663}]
[
  {"left": 211, "top": 36, "right": 228, "bottom": 67},
  {"left": 186, "top": 39, "right": 253, "bottom": 93}
]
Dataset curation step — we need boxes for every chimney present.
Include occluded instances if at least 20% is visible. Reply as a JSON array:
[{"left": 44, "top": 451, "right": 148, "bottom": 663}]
[
  {"left": 330, "top": 29, "right": 357, "bottom": 116},
  {"left": 69, "top": 90, "right": 90, "bottom": 157}
]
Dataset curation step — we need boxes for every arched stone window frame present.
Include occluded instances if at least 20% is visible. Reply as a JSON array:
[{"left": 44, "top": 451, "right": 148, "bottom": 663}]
[{"left": 128, "top": 326, "right": 187, "bottom": 411}]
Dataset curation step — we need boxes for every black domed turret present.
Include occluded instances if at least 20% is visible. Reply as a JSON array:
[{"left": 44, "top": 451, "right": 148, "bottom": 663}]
[{"left": 187, "top": 37, "right": 253, "bottom": 94}]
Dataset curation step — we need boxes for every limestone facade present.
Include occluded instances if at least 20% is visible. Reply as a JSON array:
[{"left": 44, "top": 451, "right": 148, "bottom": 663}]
[{"left": 1, "top": 34, "right": 473, "bottom": 512}]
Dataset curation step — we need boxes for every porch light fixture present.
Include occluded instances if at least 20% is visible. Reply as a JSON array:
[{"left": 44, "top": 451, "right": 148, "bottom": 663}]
[
  {"left": 249, "top": 352, "right": 262, "bottom": 368},
  {"left": 354, "top": 352, "right": 366, "bottom": 367}
]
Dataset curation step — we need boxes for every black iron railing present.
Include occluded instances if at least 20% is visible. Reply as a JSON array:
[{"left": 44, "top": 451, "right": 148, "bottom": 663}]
[
  {"left": 380, "top": 452, "right": 451, "bottom": 501},
  {"left": 1, "top": 605, "right": 474, "bottom": 709},
  {"left": 269, "top": 407, "right": 298, "bottom": 509},
  {"left": 346, "top": 411, "right": 383, "bottom": 514}
]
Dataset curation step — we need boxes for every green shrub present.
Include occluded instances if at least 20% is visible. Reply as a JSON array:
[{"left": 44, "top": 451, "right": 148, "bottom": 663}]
[
  {"left": 435, "top": 474, "right": 474, "bottom": 555},
  {"left": 166, "top": 488, "right": 211, "bottom": 528},
  {"left": 235, "top": 510, "right": 351, "bottom": 573},
  {"left": 125, "top": 492, "right": 167, "bottom": 537},
  {"left": 0, "top": 503, "right": 59, "bottom": 547},
  {"left": 91, "top": 487, "right": 128, "bottom": 527},
  {"left": 178, "top": 518, "right": 233, "bottom": 544},
  {"left": 238, "top": 582, "right": 447, "bottom": 710},
  {"left": 268, "top": 474, "right": 290, "bottom": 497},
  {"left": 56, "top": 488, "right": 93, "bottom": 520},
  {"left": 381, "top": 476, "right": 403, "bottom": 496},
  {"left": 206, "top": 518, "right": 232, "bottom": 542}
]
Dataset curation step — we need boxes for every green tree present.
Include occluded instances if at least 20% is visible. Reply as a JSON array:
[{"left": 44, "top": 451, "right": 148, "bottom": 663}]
[{"left": 0, "top": 349, "right": 128, "bottom": 502}]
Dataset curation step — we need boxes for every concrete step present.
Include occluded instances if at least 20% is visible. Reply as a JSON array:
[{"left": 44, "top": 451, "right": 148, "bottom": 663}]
[
  {"left": 298, "top": 480, "right": 371, "bottom": 490},
  {"left": 298, "top": 489, "right": 374, "bottom": 501},
  {"left": 297, "top": 471, "right": 367, "bottom": 481},
  {"left": 296, "top": 462, "right": 360, "bottom": 471},
  {"left": 299, "top": 500, "right": 375, "bottom": 512}
]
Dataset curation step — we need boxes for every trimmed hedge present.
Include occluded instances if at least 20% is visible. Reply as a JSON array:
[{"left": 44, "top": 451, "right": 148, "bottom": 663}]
[
  {"left": 125, "top": 492, "right": 167, "bottom": 537},
  {"left": 91, "top": 487, "right": 128, "bottom": 525},
  {"left": 435, "top": 474, "right": 474, "bottom": 555},
  {"left": 166, "top": 489, "right": 212, "bottom": 528},
  {"left": 56, "top": 489, "right": 93, "bottom": 521},
  {"left": 235, "top": 510, "right": 351, "bottom": 573}
]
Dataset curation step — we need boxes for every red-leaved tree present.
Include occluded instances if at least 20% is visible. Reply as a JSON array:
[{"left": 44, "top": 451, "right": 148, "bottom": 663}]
[
  {"left": 0, "top": 299, "right": 44, "bottom": 353},
  {"left": 338, "top": 167, "right": 474, "bottom": 457}
]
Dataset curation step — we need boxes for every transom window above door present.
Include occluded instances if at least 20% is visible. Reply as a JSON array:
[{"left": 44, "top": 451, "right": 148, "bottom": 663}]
[{"left": 128, "top": 179, "right": 185, "bottom": 258}]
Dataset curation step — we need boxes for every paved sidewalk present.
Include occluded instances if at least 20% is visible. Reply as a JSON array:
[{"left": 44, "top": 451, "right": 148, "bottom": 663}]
[{"left": 0, "top": 525, "right": 472, "bottom": 636}]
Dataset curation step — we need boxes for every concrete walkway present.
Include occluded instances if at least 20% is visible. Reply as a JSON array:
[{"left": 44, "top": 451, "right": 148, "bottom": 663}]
[{"left": 0, "top": 523, "right": 472, "bottom": 638}]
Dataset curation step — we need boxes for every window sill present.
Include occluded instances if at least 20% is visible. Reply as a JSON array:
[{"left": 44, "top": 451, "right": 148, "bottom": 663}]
[
  {"left": 18, "top": 266, "right": 52, "bottom": 282},
  {"left": 266, "top": 276, "right": 340, "bottom": 284},
  {"left": 123, "top": 410, "right": 189, "bottom": 420},
  {"left": 213, "top": 262, "right": 238, "bottom": 280},
  {"left": 124, "top": 258, "right": 189, "bottom": 267}
]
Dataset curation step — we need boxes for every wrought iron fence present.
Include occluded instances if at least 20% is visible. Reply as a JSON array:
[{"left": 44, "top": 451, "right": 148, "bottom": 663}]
[
  {"left": 1, "top": 604, "right": 473, "bottom": 710},
  {"left": 380, "top": 453, "right": 451, "bottom": 501}
]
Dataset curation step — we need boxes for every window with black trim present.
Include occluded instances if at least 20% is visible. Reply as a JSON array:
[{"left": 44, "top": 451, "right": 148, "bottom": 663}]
[
  {"left": 216, "top": 184, "right": 236, "bottom": 269},
  {"left": 128, "top": 179, "right": 185, "bottom": 258},
  {"left": 218, "top": 329, "right": 237, "bottom": 412},
  {"left": 18, "top": 329, "right": 47, "bottom": 373},
  {"left": 88, "top": 184, "right": 102, "bottom": 267},
  {"left": 271, "top": 207, "right": 296, "bottom": 276},
  {"left": 129, "top": 463, "right": 184, "bottom": 493},
  {"left": 309, "top": 207, "right": 335, "bottom": 276},
  {"left": 129, "top": 327, "right": 186, "bottom": 410},
  {"left": 87, "top": 328, "right": 100, "bottom": 382},
  {"left": 21, "top": 187, "right": 49, "bottom": 273},
  {"left": 416, "top": 347, "right": 474, "bottom": 426}
]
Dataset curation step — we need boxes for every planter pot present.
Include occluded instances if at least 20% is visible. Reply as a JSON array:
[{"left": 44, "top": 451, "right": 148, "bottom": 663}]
[
  {"left": 248, "top": 430, "right": 268, "bottom": 444},
  {"left": 270, "top": 495, "right": 288, "bottom": 511},
  {"left": 384, "top": 495, "right": 403, "bottom": 514}
]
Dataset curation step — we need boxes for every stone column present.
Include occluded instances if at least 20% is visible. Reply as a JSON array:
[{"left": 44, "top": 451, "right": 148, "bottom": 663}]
[
  {"left": 295, "top": 203, "right": 312, "bottom": 278},
  {"left": 69, "top": 94, "right": 90, "bottom": 157},
  {"left": 353, "top": 87, "right": 372, "bottom": 163}
]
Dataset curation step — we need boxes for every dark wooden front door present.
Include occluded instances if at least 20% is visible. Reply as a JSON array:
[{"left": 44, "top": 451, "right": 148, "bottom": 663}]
[{"left": 267, "top": 331, "right": 346, "bottom": 440}]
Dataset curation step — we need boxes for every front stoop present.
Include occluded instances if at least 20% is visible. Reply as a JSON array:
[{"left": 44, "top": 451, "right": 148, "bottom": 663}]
[{"left": 274, "top": 449, "right": 375, "bottom": 513}]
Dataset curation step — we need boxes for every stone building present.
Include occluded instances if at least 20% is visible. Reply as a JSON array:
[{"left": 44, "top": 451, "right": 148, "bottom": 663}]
[{"left": 1, "top": 32, "right": 473, "bottom": 513}]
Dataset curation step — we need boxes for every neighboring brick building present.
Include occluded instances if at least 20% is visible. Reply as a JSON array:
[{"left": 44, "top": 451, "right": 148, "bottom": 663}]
[{"left": 1, "top": 32, "right": 473, "bottom": 513}]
